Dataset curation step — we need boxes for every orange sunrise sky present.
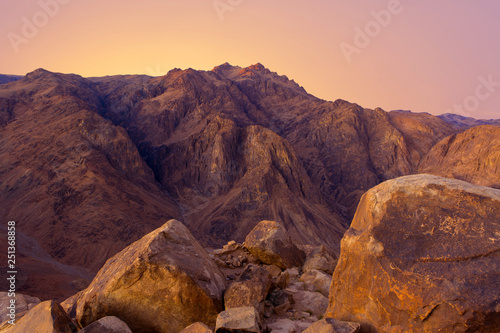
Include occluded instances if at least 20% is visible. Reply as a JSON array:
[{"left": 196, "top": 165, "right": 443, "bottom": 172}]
[{"left": 1, "top": 0, "right": 499, "bottom": 119}]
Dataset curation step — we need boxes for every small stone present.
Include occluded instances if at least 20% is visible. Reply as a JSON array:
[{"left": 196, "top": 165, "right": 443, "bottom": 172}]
[
  {"left": 215, "top": 307, "right": 260, "bottom": 333},
  {"left": 264, "top": 264, "right": 282, "bottom": 278},
  {"left": 302, "top": 318, "right": 361, "bottom": 333},
  {"left": 292, "top": 291, "right": 328, "bottom": 318},
  {"left": 300, "top": 269, "right": 332, "bottom": 297}
]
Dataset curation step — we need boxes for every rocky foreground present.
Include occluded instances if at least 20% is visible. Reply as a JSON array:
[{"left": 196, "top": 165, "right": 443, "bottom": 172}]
[{"left": 1, "top": 175, "right": 498, "bottom": 332}]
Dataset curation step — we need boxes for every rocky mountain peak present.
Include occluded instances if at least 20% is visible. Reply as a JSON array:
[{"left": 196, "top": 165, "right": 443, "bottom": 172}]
[
  {"left": 246, "top": 62, "right": 267, "bottom": 71},
  {"left": 24, "top": 68, "right": 65, "bottom": 82}
]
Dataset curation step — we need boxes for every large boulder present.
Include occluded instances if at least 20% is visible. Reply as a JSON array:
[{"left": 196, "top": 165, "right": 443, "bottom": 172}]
[
  {"left": 0, "top": 301, "right": 77, "bottom": 333},
  {"left": 326, "top": 175, "right": 500, "bottom": 332},
  {"left": 76, "top": 219, "right": 226, "bottom": 333},
  {"left": 244, "top": 220, "right": 306, "bottom": 269}
]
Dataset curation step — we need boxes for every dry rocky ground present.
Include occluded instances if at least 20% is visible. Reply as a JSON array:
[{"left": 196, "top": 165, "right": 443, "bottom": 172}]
[{"left": 1, "top": 175, "right": 498, "bottom": 332}]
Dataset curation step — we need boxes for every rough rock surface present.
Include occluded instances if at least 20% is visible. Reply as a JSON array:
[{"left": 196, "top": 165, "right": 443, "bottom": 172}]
[
  {"left": 224, "top": 264, "right": 272, "bottom": 316},
  {"left": 0, "top": 300, "right": 77, "bottom": 333},
  {"left": 303, "top": 318, "right": 361, "bottom": 333},
  {"left": 0, "top": 293, "right": 40, "bottom": 324},
  {"left": 245, "top": 220, "right": 306, "bottom": 269},
  {"left": 266, "top": 318, "right": 310, "bottom": 333},
  {"left": 419, "top": 125, "right": 500, "bottom": 188},
  {"left": 303, "top": 245, "right": 338, "bottom": 275},
  {"left": 291, "top": 291, "right": 329, "bottom": 319},
  {"left": 75, "top": 219, "right": 226, "bottom": 333},
  {"left": 326, "top": 175, "right": 500, "bottom": 332},
  {"left": 388, "top": 110, "right": 456, "bottom": 168},
  {"left": 180, "top": 322, "right": 213, "bottom": 333},
  {"left": 299, "top": 270, "right": 332, "bottom": 297},
  {"left": 79, "top": 316, "right": 132, "bottom": 333},
  {"left": 215, "top": 307, "right": 260, "bottom": 333}
]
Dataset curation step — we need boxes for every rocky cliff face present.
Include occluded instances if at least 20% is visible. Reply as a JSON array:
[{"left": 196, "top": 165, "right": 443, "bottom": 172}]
[
  {"left": 419, "top": 125, "right": 500, "bottom": 188},
  {"left": 0, "top": 70, "right": 181, "bottom": 293}
]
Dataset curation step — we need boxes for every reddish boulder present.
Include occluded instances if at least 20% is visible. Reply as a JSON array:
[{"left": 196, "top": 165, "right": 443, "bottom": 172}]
[{"left": 327, "top": 175, "right": 500, "bottom": 332}]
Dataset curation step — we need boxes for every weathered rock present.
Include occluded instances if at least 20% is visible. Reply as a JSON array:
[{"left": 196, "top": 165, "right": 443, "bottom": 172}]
[
  {"left": 326, "top": 175, "right": 500, "bottom": 332},
  {"left": 268, "top": 289, "right": 293, "bottom": 316},
  {"left": 300, "top": 269, "right": 332, "bottom": 297},
  {"left": 76, "top": 219, "right": 226, "bottom": 333},
  {"left": 0, "top": 300, "right": 77, "bottom": 333},
  {"left": 180, "top": 322, "right": 213, "bottom": 333},
  {"left": 274, "top": 270, "right": 291, "bottom": 290},
  {"left": 61, "top": 291, "right": 83, "bottom": 319},
  {"left": 245, "top": 221, "right": 306, "bottom": 269},
  {"left": 303, "top": 245, "right": 338, "bottom": 275},
  {"left": 0, "top": 292, "right": 40, "bottom": 324},
  {"left": 303, "top": 318, "right": 361, "bottom": 333},
  {"left": 215, "top": 307, "right": 260, "bottom": 333},
  {"left": 266, "top": 318, "right": 312, "bottom": 332},
  {"left": 224, "top": 264, "right": 272, "bottom": 316},
  {"left": 291, "top": 291, "right": 329, "bottom": 318},
  {"left": 264, "top": 264, "right": 282, "bottom": 278},
  {"left": 266, "top": 318, "right": 297, "bottom": 333},
  {"left": 79, "top": 316, "right": 132, "bottom": 333}
]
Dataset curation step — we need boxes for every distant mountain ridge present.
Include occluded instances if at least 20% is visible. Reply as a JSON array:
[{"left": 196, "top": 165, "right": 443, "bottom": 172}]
[
  {"left": 0, "top": 74, "right": 23, "bottom": 85},
  {"left": 0, "top": 64, "right": 499, "bottom": 300},
  {"left": 438, "top": 112, "right": 500, "bottom": 130}
]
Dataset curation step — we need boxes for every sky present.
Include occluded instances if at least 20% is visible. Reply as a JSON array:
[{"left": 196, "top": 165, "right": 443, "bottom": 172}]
[{"left": 1, "top": 0, "right": 499, "bottom": 119}]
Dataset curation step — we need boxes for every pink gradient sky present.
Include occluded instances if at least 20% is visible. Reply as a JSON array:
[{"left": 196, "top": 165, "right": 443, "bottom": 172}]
[{"left": 1, "top": 0, "right": 499, "bottom": 119}]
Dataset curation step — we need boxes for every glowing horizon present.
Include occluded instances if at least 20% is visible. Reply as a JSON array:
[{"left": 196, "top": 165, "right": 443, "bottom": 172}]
[{"left": 1, "top": 0, "right": 499, "bottom": 119}]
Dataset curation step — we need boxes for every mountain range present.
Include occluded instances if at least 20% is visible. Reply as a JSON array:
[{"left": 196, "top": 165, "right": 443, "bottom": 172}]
[{"left": 0, "top": 64, "right": 498, "bottom": 301}]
